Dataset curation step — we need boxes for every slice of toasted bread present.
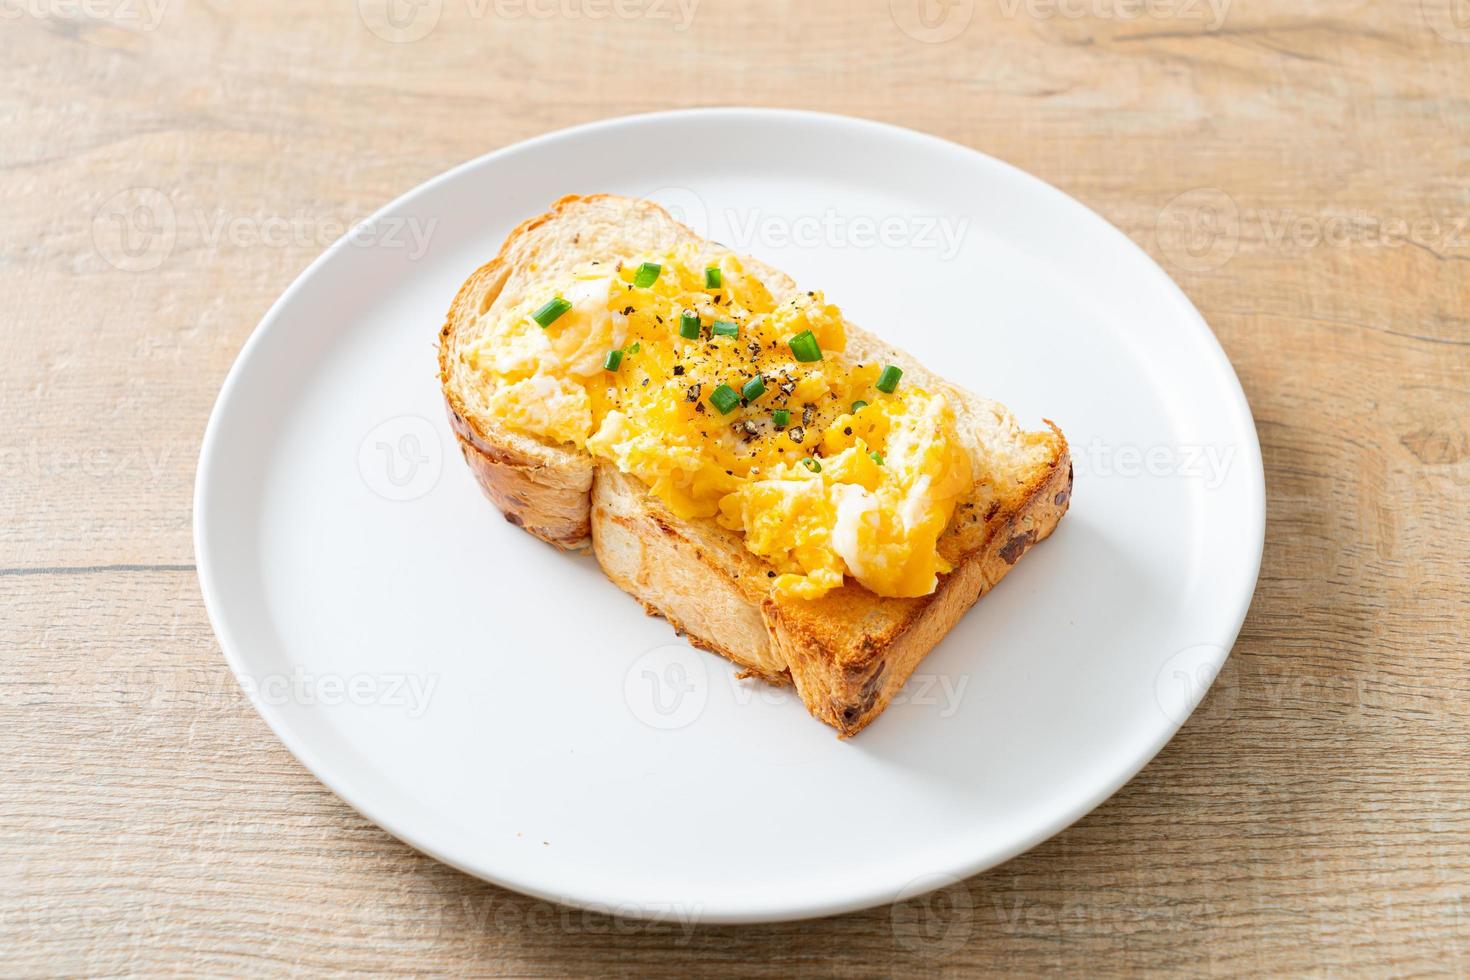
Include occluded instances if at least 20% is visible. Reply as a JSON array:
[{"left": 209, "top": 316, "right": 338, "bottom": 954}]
[{"left": 439, "top": 195, "right": 1071, "bottom": 736}]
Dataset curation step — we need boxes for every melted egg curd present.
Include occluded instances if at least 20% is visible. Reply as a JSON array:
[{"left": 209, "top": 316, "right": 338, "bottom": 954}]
[{"left": 464, "top": 246, "right": 973, "bottom": 600}]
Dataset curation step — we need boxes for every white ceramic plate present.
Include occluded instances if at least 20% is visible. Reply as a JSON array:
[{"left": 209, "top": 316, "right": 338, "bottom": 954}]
[{"left": 195, "top": 109, "right": 1264, "bottom": 925}]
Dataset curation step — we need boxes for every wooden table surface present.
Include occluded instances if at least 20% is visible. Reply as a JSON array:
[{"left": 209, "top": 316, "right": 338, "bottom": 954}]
[{"left": 4, "top": 0, "right": 1468, "bottom": 974}]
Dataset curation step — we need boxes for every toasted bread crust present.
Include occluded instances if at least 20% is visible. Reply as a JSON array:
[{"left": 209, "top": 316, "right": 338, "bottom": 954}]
[
  {"left": 445, "top": 402, "right": 592, "bottom": 550},
  {"left": 438, "top": 195, "right": 641, "bottom": 551},
  {"left": 778, "top": 441, "right": 1072, "bottom": 734},
  {"left": 440, "top": 195, "right": 1071, "bottom": 736}
]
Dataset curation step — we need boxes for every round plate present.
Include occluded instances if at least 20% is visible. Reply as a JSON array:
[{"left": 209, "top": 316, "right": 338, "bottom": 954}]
[{"left": 195, "top": 109, "right": 1264, "bottom": 924}]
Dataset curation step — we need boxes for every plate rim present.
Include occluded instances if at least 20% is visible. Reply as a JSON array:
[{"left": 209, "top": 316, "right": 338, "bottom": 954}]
[{"left": 193, "top": 106, "right": 1266, "bottom": 924}]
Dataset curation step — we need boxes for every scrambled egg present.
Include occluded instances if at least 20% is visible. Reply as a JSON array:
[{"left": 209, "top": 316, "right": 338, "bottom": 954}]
[{"left": 465, "top": 246, "right": 973, "bottom": 600}]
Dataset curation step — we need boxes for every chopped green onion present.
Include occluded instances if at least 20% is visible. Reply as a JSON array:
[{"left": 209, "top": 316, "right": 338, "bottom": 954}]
[
  {"left": 705, "top": 266, "right": 722, "bottom": 289},
  {"left": 772, "top": 409, "right": 790, "bottom": 428},
  {"left": 626, "top": 341, "right": 641, "bottom": 354},
  {"left": 870, "top": 451, "right": 884, "bottom": 465},
  {"left": 788, "top": 330, "right": 822, "bottom": 362},
  {"left": 801, "top": 457, "right": 822, "bottom": 473},
  {"left": 679, "top": 311, "right": 701, "bottom": 339},
  {"left": 603, "top": 349, "right": 623, "bottom": 372},
  {"left": 532, "top": 297, "right": 571, "bottom": 328},
  {"left": 712, "top": 320, "right": 739, "bottom": 338},
  {"left": 876, "top": 364, "right": 903, "bottom": 393},
  {"left": 633, "top": 262, "right": 662, "bottom": 288},
  {"left": 851, "top": 400, "right": 868, "bottom": 413},
  {"left": 709, "top": 384, "right": 741, "bottom": 414},
  {"left": 741, "top": 376, "right": 766, "bottom": 401}
]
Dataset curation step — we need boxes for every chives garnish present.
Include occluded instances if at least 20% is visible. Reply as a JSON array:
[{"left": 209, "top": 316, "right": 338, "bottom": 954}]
[
  {"left": 801, "top": 457, "right": 822, "bottom": 473},
  {"left": 705, "top": 266, "right": 722, "bottom": 289},
  {"left": 851, "top": 400, "right": 868, "bottom": 413},
  {"left": 709, "top": 384, "right": 741, "bottom": 415},
  {"left": 679, "top": 311, "right": 701, "bottom": 339},
  {"left": 741, "top": 376, "right": 766, "bottom": 401},
  {"left": 633, "top": 262, "right": 662, "bottom": 288},
  {"left": 870, "top": 451, "right": 884, "bottom": 465},
  {"left": 626, "top": 341, "right": 641, "bottom": 354},
  {"left": 772, "top": 409, "right": 790, "bottom": 428},
  {"left": 711, "top": 320, "right": 739, "bottom": 338},
  {"left": 603, "top": 349, "right": 623, "bottom": 372},
  {"left": 532, "top": 297, "right": 571, "bottom": 328},
  {"left": 788, "top": 330, "right": 822, "bottom": 362},
  {"left": 876, "top": 365, "right": 903, "bottom": 393}
]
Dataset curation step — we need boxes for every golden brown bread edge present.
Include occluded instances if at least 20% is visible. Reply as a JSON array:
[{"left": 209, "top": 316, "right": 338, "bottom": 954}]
[{"left": 439, "top": 194, "right": 1072, "bottom": 736}]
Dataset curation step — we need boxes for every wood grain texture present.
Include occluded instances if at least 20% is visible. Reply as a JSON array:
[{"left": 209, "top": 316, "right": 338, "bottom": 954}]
[{"left": 2, "top": 0, "right": 1467, "bottom": 974}]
